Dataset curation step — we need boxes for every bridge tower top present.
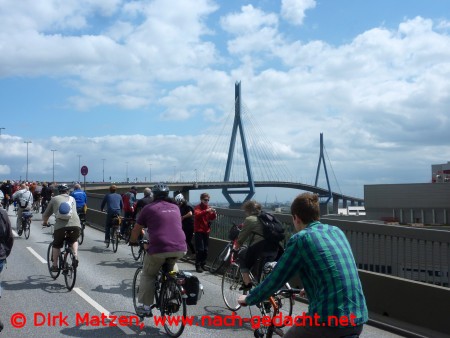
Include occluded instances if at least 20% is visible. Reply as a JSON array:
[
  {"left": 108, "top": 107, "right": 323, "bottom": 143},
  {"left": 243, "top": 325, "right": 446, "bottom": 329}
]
[{"left": 222, "top": 81, "right": 255, "bottom": 208}]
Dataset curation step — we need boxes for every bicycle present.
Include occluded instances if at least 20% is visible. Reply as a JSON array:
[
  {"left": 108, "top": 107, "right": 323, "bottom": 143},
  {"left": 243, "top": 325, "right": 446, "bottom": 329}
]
[
  {"left": 132, "top": 251, "right": 187, "bottom": 337},
  {"left": 252, "top": 287, "right": 301, "bottom": 338},
  {"left": 131, "top": 231, "right": 147, "bottom": 262},
  {"left": 32, "top": 197, "right": 41, "bottom": 213},
  {"left": 210, "top": 222, "right": 242, "bottom": 274},
  {"left": 121, "top": 217, "right": 135, "bottom": 244},
  {"left": 77, "top": 211, "right": 87, "bottom": 245},
  {"left": 46, "top": 227, "right": 78, "bottom": 291},
  {"left": 19, "top": 210, "right": 33, "bottom": 239},
  {"left": 222, "top": 255, "right": 294, "bottom": 317},
  {"left": 106, "top": 214, "right": 121, "bottom": 252}
]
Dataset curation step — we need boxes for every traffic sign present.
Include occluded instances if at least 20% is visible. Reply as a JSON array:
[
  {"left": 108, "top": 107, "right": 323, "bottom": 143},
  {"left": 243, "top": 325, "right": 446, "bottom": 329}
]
[{"left": 81, "top": 165, "right": 88, "bottom": 176}]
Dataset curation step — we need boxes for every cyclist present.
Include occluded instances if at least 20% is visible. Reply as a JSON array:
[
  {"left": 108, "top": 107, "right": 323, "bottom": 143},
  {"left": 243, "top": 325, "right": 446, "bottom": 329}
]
[
  {"left": 12, "top": 183, "right": 33, "bottom": 235},
  {"left": 133, "top": 187, "right": 153, "bottom": 219},
  {"left": 238, "top": 193, "right": 368, "bottom": 338},
  {"left": 0, "top": 207, "right": 14, "bottom": 332},
  {"left": 40, "top": 182, "right": 53, "bottom": 213},
  {"left": 0, "top": 180, "right": 13, "bottom": 211},
  {"left": 100, "top": 185, "right": 123, "bottom": 245},
  {"left": 42, "top": 184, "right": 81, "bottom": 272},
  {"left": 129, "top": 182, "right": 187, "bottom": 317},
  {"left": 70, "top": 183, "right": 87, "bottom": 215},
  {"left": 175, "top": 193, "right": 196, "bottom": 257},
  {"left": 234, "top": 200, "right": 279, "bottom": 291},
  {"left": 121, "top": 186, "right": 137, "bottom": 237}
]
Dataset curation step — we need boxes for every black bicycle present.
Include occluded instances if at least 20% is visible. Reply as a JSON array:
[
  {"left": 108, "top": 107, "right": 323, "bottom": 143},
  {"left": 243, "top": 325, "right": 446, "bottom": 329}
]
[
  {"left": 210, "top": 222, "right": 242, "bottom": 274},
  {"left": 106, "top": 214, "right": 121, "bottom": 252},
  {"left": 77, "top": 212, "right": 86, "bottom": 245},
  {"left": 132, "top": 254, "right": 187, "bottom": 337},
  {"left": 47, "top": 228, "right": 78, "bottom": 291},
  {"left": 19, "top": 211, "right": 33, "bottom": 239}
]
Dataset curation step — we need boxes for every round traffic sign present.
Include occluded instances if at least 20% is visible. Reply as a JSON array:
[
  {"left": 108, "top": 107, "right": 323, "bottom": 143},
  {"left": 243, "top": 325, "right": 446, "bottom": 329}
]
[{"left": 81, "top": 165, "right": 88, "bottom": 176}]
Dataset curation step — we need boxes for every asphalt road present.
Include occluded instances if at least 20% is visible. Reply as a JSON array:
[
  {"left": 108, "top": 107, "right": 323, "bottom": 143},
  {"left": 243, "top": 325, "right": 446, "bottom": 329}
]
[{"left": 0, "top": 208, "right": 401, "bottom": 337}]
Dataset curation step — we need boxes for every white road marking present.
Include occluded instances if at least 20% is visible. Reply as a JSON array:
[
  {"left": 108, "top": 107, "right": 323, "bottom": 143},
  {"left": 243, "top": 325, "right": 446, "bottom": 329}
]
[
  {"left": 73, "top": 287, "right": 135, "bottom": 335},
  {"left": 26, "top": 246, "right": 47, "bottom": 264}
]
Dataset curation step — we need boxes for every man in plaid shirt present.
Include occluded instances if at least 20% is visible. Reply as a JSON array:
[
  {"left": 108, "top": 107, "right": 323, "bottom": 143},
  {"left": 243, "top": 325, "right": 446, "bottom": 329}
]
[{"left": 238, "top": 192, "right": 368, "bottom": 338}]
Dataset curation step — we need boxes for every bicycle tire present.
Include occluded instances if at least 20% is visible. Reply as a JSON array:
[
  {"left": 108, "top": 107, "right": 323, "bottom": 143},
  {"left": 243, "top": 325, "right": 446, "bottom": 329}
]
[
  {"left": 131, "top": 245, "right": 141, "bottom": 261},
  {"left": 64, "top": 251, "right": 77, "bottom": 291},
  {"left": 132, "top": 267, "right": 143, "bottom": 314},
  {"left": 24, "top": 219, "right": 31, "bottom": 239},
  {"left": 47, "top": 242, "right": 60, "bottom": 279},
  {"left": 112, "top": 229, "right": 119, "bottom": 253},
  {"left": 210, "top": 244, "right": 231, "bottom": 274},
  {"left": 222, "top": 263, "right": 243, "bottom": 311},
  {"left": 78, "top": 225, "right": 84, "bottom": 245},
  {"left": 160, "top": 279, "right": 186, "bottom": 337}
]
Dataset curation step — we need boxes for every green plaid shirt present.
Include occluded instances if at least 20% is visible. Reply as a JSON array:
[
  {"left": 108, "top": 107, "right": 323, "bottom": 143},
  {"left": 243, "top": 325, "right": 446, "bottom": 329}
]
[{"left": 246, "top": 221, "right": 368, "bottom": 327}]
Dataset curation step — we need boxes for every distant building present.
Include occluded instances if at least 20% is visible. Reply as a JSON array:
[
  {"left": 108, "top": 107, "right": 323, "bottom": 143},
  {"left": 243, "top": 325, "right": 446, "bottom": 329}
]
[
  {"left": 338, "top": 206, "right": 366, "bottom": 216},
  {"left": 432, "top": 161, "right": 450, "bottom": 183},
  {"left": 365, "top": 183, "right": 450, "bottom": 225}
]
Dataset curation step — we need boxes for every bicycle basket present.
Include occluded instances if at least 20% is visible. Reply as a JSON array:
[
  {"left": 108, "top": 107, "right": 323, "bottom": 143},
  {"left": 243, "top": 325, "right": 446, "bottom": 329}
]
[{"left": 228, "top": 224, "right": 241, "bottom": 241}]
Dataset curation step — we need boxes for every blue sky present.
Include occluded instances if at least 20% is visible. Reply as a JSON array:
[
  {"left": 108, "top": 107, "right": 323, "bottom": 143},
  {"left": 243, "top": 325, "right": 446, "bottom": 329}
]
[{"left": 1, "top": 0, "right": 450, "bottom": 204}]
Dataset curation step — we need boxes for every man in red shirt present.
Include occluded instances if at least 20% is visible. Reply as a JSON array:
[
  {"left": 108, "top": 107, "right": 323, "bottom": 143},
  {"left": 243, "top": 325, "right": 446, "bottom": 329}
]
[{"left": 193, "top": 193, "right": 216, "bottom": 273}]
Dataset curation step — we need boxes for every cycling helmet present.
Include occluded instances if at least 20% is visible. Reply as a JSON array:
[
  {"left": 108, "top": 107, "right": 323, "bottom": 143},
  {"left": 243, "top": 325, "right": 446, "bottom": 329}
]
[
  {"left": 152, "top": 182, "right": 169, "bottom": 199},
  {"left": 175, "top": 193, "right": 184, "bottom": 204},
  {"left": 58, "top": 184, "right": 69, "bottom": 192}
]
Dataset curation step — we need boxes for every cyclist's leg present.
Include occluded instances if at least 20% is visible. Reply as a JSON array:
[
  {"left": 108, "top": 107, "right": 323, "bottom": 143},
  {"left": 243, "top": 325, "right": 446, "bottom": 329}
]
[
  {"left": 16, "top": 208, "right": 23, "bottom": 233},
  {"left": 237, "top": 247, "right": 253, "bottom": 287},
  {"left": 67, "top": 227, "right": 81, "bottom": 258},
  {"left": 105, "top": 213, "right": 113, "bottom": 243},
  {"left": 52, "top": 229, "right": 66, "bottom": 269}
]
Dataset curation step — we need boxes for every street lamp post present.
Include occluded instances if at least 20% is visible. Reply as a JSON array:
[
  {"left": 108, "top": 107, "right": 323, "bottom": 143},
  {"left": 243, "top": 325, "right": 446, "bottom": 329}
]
[
  {"left": 195, "top": 169, "right": 198, "bottom": 182},
  {"left": 24, "top": 141, "right": 32, "bottom": 181},
  {"left": 126, "top": 162, "right": 129, "bottom": 183},
  {"left": 77, "top": 155, "right": 81, "bottom": 182},
  {"left": 51, "top": 149, "right": 57, "bottom": 183},
  {"left": 148, "top": 162, "right": 152, "bottom": 183},
  {"left": 102, "top": 159, "right": 106, "bottom": 182}
]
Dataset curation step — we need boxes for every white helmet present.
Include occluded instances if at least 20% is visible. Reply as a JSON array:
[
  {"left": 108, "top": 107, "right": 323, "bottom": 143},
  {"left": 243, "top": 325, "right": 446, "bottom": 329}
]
[{"left": 175, "top": 193, "right": 184, "bottom": 203}]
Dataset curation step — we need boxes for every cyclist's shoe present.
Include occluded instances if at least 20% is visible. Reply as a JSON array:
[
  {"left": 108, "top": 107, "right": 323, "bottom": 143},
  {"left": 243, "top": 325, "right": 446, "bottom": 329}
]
[
  {"left": 201, "top": 264, "right": 208, "bottom": 272},
  {"left": 50, "top": 265, "right": 59, "bottom": 272},
  {"left": 195, "top": 266, "right": 203, "bottom": 273},
  {"left": 239, "top": 282, "right": 253, "bottom": 291},
  {"left": 18, "top": 229, "right": 23, "bottom": 236},
  {"left": 136, "top": 306, "right": 153, "bottom": 318},
  {"left": 72, "top": 256, "right": 79, "bottom": 268}
]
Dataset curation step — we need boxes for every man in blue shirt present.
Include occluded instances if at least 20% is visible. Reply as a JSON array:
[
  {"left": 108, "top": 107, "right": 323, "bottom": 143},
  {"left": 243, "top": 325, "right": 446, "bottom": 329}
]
[
  {"left": 70, "top": 184, "right": 87, "bottom": 214},
  {"left": 100, "top": 185, "right": 123, "bottom": 245}
]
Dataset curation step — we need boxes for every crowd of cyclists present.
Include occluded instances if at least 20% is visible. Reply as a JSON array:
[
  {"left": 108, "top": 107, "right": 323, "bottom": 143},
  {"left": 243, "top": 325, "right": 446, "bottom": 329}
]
[{"left": 0, "top": 179, "right": 369, "bottom": 337}]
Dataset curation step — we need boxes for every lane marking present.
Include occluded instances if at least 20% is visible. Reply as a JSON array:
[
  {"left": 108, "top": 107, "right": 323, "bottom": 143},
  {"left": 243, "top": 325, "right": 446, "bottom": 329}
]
[
  {"left": 73, "top": 287, "right": 135, "bottom": 335},
  {"left": 26, "top": 246, "right": 47, "bottom": 264}
]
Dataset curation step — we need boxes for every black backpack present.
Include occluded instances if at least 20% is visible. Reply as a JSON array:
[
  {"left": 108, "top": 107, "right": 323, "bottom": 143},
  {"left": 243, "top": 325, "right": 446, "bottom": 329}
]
[{"left": 258, "top": 211, "right": 285, "bottom": 243}]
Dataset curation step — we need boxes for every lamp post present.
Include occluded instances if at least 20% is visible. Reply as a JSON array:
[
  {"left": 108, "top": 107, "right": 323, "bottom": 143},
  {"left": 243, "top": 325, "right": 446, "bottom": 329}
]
[
  {"left": 77, "top": 154, "right": 81, "bottom": 182},
  {"left": 148, "top": 162, "right": 152, "bottom": 183},
  {"left": 24, "top": 141, "right": 32, "bottom": 181},
  {"left": 102, "top": 159, "right": 106, "bottom": 182},
  {"left": 51, "top": 149, "right": 57, "bottom": 183},
  {"left": 195, "top": 168, "right": 198, "bottom": 182},
  {"left": 126, "top": 162, "right": 129, "bottom": 183}
]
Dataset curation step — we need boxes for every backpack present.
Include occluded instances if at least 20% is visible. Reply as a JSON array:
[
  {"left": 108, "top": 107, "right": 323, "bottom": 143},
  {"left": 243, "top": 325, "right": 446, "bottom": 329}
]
[
  {"left": 258, "top": 211, "right": 285, "bottom": 244},
  {"left": 56, "top": 196, "right": 75, "bottom": 220}
]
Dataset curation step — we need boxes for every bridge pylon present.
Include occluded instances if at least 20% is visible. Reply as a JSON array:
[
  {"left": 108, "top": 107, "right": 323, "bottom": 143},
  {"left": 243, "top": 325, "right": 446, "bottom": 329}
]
[
  {"left": 314, "top": 133, "right": 333, "bottom": 210},
  {"left": 222, "top": 81, "right": 255, "bottom": 208}
]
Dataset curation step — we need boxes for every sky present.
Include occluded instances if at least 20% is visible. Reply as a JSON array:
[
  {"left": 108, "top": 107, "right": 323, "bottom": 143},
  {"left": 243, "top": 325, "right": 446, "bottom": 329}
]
[{"left": 1, "top": 0, "right": 450, "bottom": 204}]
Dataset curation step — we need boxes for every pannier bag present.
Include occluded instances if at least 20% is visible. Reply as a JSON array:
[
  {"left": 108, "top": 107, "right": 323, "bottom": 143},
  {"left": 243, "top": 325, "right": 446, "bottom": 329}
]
[{"left": 178, "top": 271, "right": 203, "bottom": 305}]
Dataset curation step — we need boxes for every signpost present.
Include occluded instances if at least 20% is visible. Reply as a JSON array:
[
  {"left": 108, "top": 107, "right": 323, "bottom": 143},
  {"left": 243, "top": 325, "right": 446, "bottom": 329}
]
[{"left": 81, "top": 165, "right": 88, "bottom": 190}]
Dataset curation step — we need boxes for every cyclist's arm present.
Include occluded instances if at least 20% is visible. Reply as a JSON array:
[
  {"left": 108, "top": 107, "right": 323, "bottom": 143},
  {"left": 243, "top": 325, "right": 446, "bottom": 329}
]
[
  {"left": 130, "top": 222, "right": 144, "bottom": 244},
  {"left": 241, "top": 235, "right": 302, "bottom": 306}
]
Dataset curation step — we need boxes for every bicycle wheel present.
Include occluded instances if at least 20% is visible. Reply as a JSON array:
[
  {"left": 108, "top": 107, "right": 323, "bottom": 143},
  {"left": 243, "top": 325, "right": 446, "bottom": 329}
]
[
  {"left": 63, "top": 251, "right": 77, "bottom": 291},
  {"left": 132, "top": 267, "right": 143, "bottom": 314},
  {"left": 112, "top": 228, "right": 119, "bottom": 253},
  {"left": 78, "top": 224, "right": 84, "bottom": 245},
  {"left": 24, "top": 218, "right": 31, "bottom": 239},
  {"left": 131, "top": 245, "right": 141, "bottom": 261},
  {"left": 47, "top": 242, "right": 60, "bottom": 279},
  {"left": 160, "top": 280, "right": 186, "bottom": 337},
  {"left": 222, "top": 263, "right": 243, "bottom": 311},
  {"left": 210, "top": 244, "right": 231, "bottom": 274}
]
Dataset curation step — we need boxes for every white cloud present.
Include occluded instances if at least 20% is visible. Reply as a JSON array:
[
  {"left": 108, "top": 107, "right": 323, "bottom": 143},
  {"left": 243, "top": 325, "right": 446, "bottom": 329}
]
[{"left": 280, "top": 0, "right": 316, "bottom": 26}]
